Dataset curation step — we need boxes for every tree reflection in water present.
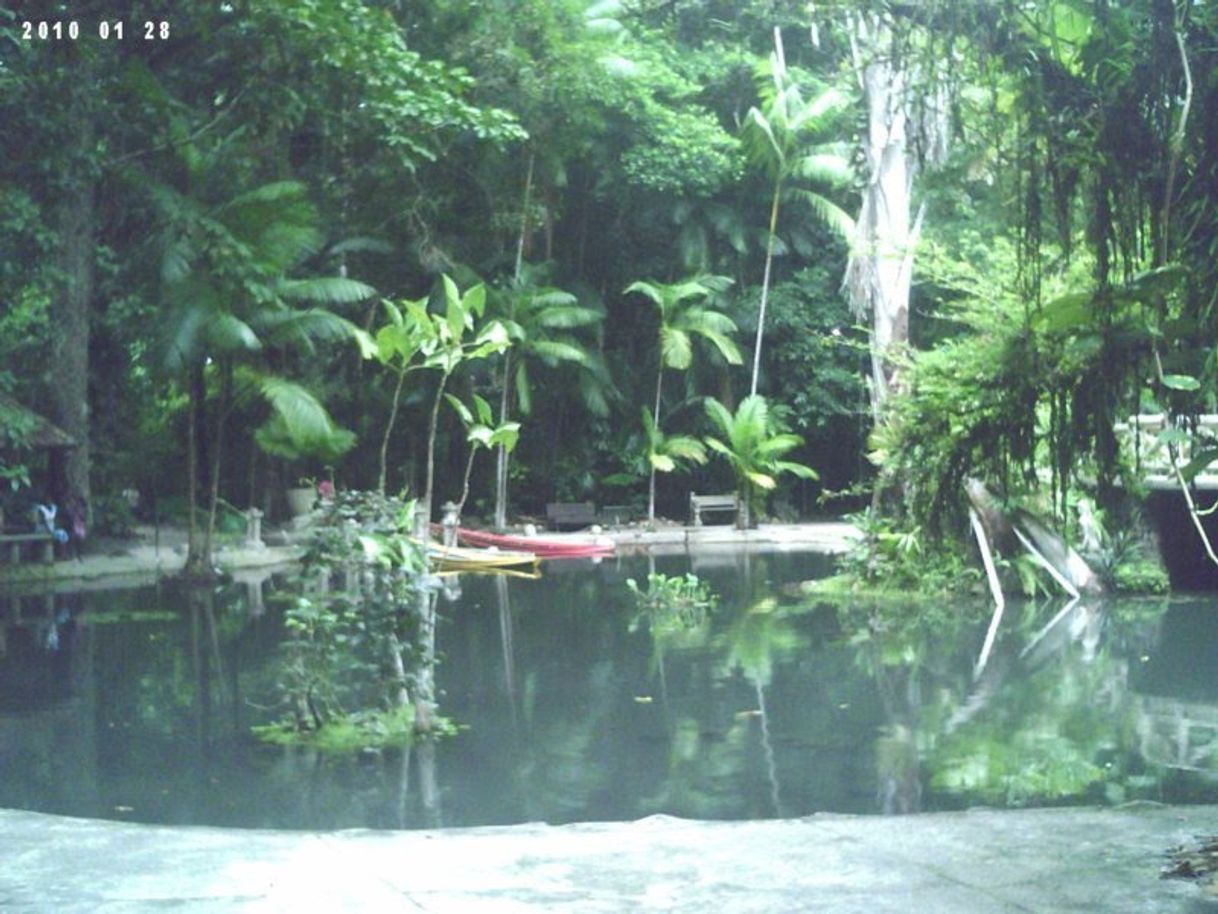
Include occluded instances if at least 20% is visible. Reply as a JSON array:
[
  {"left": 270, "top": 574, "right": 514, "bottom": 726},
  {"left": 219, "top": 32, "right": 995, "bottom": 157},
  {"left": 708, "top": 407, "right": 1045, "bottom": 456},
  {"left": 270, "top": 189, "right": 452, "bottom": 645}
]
[{"left": 5, "top": 556, "right": 1218, "bottom": 829}]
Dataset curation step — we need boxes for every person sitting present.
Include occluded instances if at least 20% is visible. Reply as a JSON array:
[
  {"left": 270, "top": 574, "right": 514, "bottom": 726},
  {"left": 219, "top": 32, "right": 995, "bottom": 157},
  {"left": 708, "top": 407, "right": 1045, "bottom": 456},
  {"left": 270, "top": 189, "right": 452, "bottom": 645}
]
[
  {"left": 63, "top": 492, "right": 87, "bottom": 561},
  {"left": 34, "top": 501, "right": 70, "bottom": 549}
]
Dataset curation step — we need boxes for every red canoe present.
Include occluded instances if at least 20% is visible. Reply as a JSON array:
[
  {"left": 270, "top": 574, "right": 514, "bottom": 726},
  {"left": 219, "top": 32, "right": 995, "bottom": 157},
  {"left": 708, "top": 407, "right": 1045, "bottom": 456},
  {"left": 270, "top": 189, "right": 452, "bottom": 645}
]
[{"left": 454, "top": 526, "right": 615, "bottom": 559}]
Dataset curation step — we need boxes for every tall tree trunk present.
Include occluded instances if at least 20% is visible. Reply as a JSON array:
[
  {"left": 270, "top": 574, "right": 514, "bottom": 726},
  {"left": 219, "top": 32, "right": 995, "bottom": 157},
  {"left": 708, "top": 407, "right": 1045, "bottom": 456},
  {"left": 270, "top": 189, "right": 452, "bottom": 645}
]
[
  {"left": 749, "top": 179, "right": 783, "bottom": 397},
  {"left": 184, "top": 363, "right": 213, "bottom": 576},
  {"left": 455, "top": 447, "right": 477, "bottom": 520},
  {"left": 200, "top": 364, "right": 232, "bottom": 578},
  {"left": 844, "top": 14, "right": 923, "bottom": 419},
  {"left": 186, "top": 373, "right": 201, "bottom": 569},
  {"left": 493, "top": 351, "right": 513, "bottom": 529},
  {"left": 494, "top": 151, "right": 534, "bottom": 531},
  {"left": 378, "top": 367, "right": 407, "bottom": 494},
  {"left": 648, "top": 367, "right": 664, "bottom": 523},
  {"left": 50, "top": 154, "right": 96, "bottom": 508},
  {"left": 420, "top": 368, "right": 453, "bottom": 524}
]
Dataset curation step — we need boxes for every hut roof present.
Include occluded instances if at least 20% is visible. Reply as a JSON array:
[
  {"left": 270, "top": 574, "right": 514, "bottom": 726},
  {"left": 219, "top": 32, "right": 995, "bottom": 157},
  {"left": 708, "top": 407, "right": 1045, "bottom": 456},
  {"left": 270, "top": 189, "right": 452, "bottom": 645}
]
[{"left": 0, "top": 395, "right": 77, "bottom": 449}]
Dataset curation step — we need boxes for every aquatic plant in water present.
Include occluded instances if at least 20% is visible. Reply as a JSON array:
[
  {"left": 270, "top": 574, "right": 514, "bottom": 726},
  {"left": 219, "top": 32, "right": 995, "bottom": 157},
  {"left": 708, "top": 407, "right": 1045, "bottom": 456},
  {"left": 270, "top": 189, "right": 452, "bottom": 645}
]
[
  {"left": 627, "top": 572, "right": 718, "bottom": 633},
  {"left": 253, "top": 490, "right": 443, "bottom": 751}
]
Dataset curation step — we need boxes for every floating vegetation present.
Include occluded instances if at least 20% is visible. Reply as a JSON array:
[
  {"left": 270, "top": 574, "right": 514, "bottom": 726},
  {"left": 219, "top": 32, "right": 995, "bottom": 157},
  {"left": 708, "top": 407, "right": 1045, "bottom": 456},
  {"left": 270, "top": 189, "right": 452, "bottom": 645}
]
[{"left": 627, "top": 572, "right": 717, "bottom": 632}]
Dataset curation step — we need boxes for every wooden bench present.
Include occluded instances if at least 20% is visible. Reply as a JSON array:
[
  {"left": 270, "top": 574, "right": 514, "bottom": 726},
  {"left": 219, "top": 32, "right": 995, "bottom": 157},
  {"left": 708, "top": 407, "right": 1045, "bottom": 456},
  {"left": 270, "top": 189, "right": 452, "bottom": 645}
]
[
  {"left": 598, "top": 505, "right": 631, "bottom": 526},
  {"left": 0, "top": 531, "right": 55, "bottom": 565},
  {"left": 546, "top": 502, "right": 598, "bottom": 530},
  {"left": 689, "top": 493, "right": 738, "bottom": 526}
]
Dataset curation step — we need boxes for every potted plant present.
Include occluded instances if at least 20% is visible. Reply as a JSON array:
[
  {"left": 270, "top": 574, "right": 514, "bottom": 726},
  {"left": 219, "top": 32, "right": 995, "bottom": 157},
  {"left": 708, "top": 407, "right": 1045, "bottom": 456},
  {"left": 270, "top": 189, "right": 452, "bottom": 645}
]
[{"left": 285, "top": 477, "right": 318, "bottom": 517}]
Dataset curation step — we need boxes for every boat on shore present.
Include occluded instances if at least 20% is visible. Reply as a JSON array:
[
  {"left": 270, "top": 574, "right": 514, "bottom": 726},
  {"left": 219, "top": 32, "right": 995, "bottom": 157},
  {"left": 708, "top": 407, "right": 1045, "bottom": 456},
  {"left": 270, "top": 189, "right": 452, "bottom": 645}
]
[
  {"left": 425, "top": 540, "right": 540, "bottom": 573},
  {"left": 453, "top": 526, "right": 615, "bottom": 559}
]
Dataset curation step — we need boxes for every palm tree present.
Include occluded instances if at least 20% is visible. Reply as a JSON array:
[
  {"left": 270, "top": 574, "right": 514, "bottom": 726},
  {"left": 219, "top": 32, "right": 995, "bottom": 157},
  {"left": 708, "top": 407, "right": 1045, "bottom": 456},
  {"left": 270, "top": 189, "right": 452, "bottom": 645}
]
[
  {"left": 640, "top": 406, "right": 708, "bottom": 506},
  {"left": 742, "top": 32, "right": 854, "bottom": 396},
  {"left": 703, "top": 394, "right": 817, "bottom": 529},
  {"left": 489, "top": 268, "right": 608, "bottom": 529},
  {"left": 159, "top": 180, "right": 375, "bottom": 575},
  {"left": 623, "top": 275, "right": 742, "bottom": 522}
]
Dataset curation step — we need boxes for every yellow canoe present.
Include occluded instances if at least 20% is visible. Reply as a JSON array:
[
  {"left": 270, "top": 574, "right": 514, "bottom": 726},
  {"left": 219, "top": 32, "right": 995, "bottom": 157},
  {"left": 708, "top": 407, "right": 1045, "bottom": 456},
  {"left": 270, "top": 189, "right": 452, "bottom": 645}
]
[{"left": 425, "top": 541, "right": 540, "bottom": 573}]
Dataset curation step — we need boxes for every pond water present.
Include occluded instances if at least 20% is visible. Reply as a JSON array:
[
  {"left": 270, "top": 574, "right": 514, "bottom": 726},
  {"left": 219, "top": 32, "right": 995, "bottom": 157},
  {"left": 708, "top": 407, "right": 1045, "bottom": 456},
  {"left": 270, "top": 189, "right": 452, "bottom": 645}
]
[{"left": 2, "top": 549, "right": 1218, "bottom": 831}]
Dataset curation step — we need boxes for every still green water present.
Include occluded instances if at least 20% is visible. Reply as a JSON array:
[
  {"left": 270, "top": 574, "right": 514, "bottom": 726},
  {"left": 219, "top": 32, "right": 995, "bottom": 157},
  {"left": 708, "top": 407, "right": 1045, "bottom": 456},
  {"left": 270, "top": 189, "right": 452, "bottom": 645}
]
[{"left": 2, "top": 550, "right": 1216, "bottom": 830}]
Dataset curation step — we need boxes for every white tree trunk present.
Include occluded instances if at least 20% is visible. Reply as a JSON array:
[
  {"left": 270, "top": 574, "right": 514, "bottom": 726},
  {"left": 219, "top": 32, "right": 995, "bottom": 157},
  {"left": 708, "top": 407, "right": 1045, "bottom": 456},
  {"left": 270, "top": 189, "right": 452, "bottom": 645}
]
[{"left": 844, "top": 14, "right": 930, "bottom": 420}]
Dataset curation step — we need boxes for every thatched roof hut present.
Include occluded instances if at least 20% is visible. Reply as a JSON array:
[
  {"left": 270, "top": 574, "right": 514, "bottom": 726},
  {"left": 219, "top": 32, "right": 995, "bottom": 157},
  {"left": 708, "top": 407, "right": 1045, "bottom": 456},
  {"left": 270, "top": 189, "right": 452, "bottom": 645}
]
[{"left": 0, "top": 395, "right": 77, "bottom": 450}]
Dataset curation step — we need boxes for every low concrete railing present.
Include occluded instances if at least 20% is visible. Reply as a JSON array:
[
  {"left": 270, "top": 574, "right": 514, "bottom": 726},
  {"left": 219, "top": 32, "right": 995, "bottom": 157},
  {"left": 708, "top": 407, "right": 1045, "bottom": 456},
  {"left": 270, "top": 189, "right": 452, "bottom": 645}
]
[{"left": 1114, "top": 414, "right": 1218, "bottom": 490}]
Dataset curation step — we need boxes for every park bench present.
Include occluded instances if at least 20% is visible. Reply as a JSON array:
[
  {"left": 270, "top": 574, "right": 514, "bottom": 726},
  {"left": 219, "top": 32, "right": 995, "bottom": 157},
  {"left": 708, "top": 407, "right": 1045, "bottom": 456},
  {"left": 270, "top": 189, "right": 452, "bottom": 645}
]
[
  {"left": 689, "top": 492, "right": 738, "bottom": 526},
  {"left": 0, "top": 531, "right": 55, "bottom": 565},
  {"left": 546, "top": 502, "right": 598, "bottom": 530},
  {"left": 598, "top": 505, "right": 631, "bottom": 526}
]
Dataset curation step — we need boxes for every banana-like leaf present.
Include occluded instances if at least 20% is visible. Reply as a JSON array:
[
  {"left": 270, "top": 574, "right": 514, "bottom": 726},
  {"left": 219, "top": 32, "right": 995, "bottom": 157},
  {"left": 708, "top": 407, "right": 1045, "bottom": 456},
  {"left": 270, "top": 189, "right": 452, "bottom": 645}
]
[
  {"left": 661, "top": 327, "right": 693, "bottom": 370},
  {"left": 380, "top": 298, "right": 404, "bottom": 328},
  {"left": 1162, "top": 374, "right": 1201, "bottom": 391},
  {"left": 472, "top": 393, "right": 494, "bottom": 425},
  {"left": 462, "top": 283, "right": 487, "bottom": 319},
  {"left": 443, "top": 393, "right": 474, "bottom": 425},
  {"left": 488, "top": 424, "right": 520, "bottom": 452}
]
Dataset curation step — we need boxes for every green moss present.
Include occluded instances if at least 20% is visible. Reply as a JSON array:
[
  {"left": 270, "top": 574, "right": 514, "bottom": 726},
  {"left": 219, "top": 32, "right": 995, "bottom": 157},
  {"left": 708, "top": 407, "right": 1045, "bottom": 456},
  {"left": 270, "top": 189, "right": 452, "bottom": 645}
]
[
  {"left": 1111, "top": 558, "right": 1170, "bottom": 594},
  {"left": 82, "top": 611, "right": 177, "bottom": 624},
  {"left": 251, "top": 706, "right": 451, "bottom": 752}
]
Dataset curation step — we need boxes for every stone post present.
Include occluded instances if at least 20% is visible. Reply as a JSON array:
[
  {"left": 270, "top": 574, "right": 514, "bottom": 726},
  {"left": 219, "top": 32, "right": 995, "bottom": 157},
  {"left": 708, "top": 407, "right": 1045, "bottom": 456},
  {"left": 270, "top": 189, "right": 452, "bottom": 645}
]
[
  {"left": 440, "top": 501, "right": 460, "bottom": 546},
  {"left": 244, "top": 508, "right": 265, "bottom": 549}
]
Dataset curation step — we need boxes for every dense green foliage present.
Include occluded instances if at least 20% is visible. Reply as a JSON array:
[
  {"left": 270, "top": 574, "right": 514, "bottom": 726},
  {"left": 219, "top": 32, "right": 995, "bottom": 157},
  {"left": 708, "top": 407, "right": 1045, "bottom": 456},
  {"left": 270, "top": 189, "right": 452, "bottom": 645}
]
[{"left": 2, "top": 0, "right": 1217, "bottom": 579}]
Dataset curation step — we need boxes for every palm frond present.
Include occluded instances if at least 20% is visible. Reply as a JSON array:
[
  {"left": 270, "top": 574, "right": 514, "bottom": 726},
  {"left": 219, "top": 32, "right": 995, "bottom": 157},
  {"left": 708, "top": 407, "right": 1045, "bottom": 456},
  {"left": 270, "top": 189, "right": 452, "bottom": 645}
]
[
  {"left": 693, "top": 328, "right": 744, "bottom": 365},
  {"left": 787, "top": 190, "right": 856, "bottom": 241},
  {"left": 661, "top": 434, "right": 708, "bottom": 464},
  {"left": 222, "top": 180, "right": 308, "bottom": 209},
  {"left": 255, "top": 308, "right": 360, "bottom": 351},
  {"left": 528, "top": 338, "right": 593, "bottom": 367},
  {"left": 326, "top": 236, "right": 393, "bottom": 257},
  {"left": 206, "top": 312, "right": 262, "bottom": 354},
  {"left": 623, "top": 280, "right": 662, "bottom": 306},
  {"left": 790, "top": 153, "right": 853, "bottom": 188},
  {"left": 276, "top": 277, "right": 377, "bottom": 304},
  {"left": 535, "top": 303, "right": 602, "bottom": 328},
  {"left": 242, "top": 369, "right": 356, "bottom": 462}
]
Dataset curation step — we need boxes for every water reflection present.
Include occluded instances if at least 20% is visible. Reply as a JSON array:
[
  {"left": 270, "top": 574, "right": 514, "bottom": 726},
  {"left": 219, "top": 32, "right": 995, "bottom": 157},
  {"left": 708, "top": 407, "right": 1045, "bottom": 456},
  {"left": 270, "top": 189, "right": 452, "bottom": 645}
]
[{"left": 1, "top": 557, "right": 1217, "bottom": 831}]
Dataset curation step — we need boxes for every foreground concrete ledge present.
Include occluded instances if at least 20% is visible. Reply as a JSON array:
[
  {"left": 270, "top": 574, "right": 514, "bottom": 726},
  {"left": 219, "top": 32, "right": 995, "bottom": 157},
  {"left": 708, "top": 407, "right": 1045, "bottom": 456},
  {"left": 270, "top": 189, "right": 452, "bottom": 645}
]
[{"left": 2, "top": 804, "right": 1214, "bottom": 912}]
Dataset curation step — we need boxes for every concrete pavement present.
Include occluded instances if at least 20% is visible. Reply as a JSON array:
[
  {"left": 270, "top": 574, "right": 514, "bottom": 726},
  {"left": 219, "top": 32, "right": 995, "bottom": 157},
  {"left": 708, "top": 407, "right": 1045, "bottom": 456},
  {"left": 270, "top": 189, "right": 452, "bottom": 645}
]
[{"left": 3, "top": 803, "right": 1216, "bottom": 912}]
